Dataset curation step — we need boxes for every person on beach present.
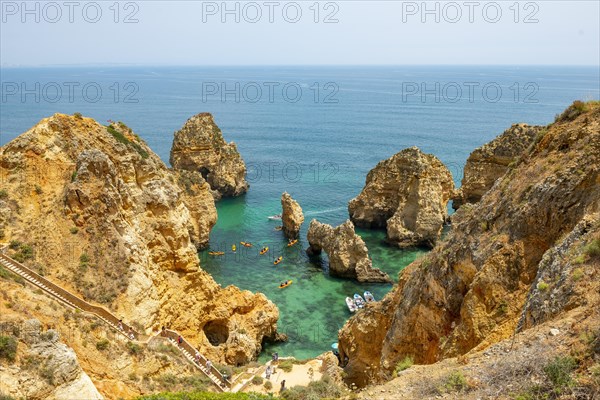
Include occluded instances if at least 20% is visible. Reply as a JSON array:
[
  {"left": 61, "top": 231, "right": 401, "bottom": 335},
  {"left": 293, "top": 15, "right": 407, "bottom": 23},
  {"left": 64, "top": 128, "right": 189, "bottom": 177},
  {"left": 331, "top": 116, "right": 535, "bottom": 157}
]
[
  {"left": 161, "top": 326, "right": 166, "bottom": 337},
  {"left": 177, "top": 335, "right": 183, "bottom": 345},
  {"left": 118, "top": 319, "right": 123, "bottom": 331},
  {"left": 206, "top": 359, "right": 212, "bottom": 371},
  {"left": 195, "top": 351, "right": 200, "bottom": 363},
  {"left": 128, "top": 327, "right": 135, "bottom": 340},
  {"left": 265, "top": 365, "right": 272, "bottom": 380},
  {"left": 280, "top": 379, "right": 286, "bottom": 392}
]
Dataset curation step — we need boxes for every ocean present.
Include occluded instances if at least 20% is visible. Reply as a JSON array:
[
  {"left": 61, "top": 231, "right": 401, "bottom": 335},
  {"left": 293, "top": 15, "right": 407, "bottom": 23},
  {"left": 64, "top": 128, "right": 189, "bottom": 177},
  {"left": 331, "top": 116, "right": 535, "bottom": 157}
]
[{"left": 1, "top": 65, "right": 598, "bottom": 360}]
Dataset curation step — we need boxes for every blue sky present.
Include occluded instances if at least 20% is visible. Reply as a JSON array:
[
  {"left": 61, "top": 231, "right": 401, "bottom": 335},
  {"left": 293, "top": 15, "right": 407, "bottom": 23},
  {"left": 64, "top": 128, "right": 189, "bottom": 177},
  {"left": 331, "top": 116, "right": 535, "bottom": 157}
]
[{"left": 1, "top": 1, "right": 599, "bottom": 66}]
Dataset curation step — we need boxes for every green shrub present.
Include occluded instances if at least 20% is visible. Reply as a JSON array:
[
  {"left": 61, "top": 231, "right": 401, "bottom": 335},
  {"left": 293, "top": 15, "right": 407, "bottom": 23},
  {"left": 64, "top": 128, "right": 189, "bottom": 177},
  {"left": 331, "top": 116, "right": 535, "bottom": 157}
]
[
  {"left": 537, "top": 281, "right": 549, "bottom": 291},
  {"left": 543, "top": 356, "right": 576, "bottom": 390},
  {"left": 251, "top": 375, "right": 263, "bottom": 385},
  {"left": 70, "top": 227, "right": 79, "bottom": 234},
  {"left": 281, "top": 375, "right": 343, "bottom": 400},
  {"left": 0, "top": 335, "right": 17, "bottom": 362},
  {"left": 0, "top": 394, "right": 17, "bottom": 400},
  {"left": 572, "top": 268, "right": 584, "bottom": 281},
  {"left": 127, "top": 341, "right": 143, "bottom": 356},
  {"left": 0, "top": 266, "right": 10, "bottom": 279},
  {"left": 34, "top": 185, "right": 42, "bottom": 195},
  {"left": 96, "top": 338, "right": 110, "bottom": 351},
  {"left": 394, "top": 356, "right": 414, "bottom": 376},
  {"left": 40, "top": 364, "right": 55, "bottom": 385},
  {"left": 583, "top": 238, "right": 600, "bottom": 258},
  {"left": 263, "top": 380, "right": 273, "bottom": 390},
  {"left": 8, "top": 240, "right": 21, "bottom": 250},
  {"left": 0, "top": 190, "right": 8, "bottom": 199},
  {"left": 278, "top": 359, "right": 294, "bottom": 372},
  {"left": 73, "top": 112, "right": 83, "bottom": 119},
  {"left": 443, "top": 371, "right": 468, "bottom": 392}
]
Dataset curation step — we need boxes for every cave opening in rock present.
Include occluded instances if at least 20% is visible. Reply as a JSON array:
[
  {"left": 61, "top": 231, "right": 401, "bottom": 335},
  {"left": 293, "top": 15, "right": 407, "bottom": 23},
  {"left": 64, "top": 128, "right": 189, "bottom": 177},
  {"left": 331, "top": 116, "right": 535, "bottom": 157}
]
[
  {"left": 203, "top": 320, "right": 229, "bottom": 346},
  {"left": 198, "top": 167, "right": 210, "bottom": 180}
]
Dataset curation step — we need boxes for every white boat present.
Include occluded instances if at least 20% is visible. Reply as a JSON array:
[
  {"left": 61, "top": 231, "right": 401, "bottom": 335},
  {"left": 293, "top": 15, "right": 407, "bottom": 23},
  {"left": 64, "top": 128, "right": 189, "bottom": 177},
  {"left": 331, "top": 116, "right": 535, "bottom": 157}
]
[
  {"left": 353, "top": 294, "right": 366, "bottom": 308},
  {"left": 364, "top": 291, "right": 375, "bottom": 303},
  {"left": 268, "top": 214, "right": 282, "bottom": 220},
  {"left": 345, "top": 297, "right": 358, "bottom": 312}
]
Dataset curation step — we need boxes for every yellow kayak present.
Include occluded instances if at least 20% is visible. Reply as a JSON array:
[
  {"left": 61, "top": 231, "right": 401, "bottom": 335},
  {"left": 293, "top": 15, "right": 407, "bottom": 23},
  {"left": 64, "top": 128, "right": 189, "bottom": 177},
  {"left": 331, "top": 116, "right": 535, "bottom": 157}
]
[
  {"left": 208, "top": 251, "right": 225, "bottom": 256},
  {"left": 274, "top": 256, "right": 283, "bottom": 265},
  {"left": 240, "top": 241, "right": 253, "bottom": 248},
  {"left": 287, "top": 239, "right": 298, "bottom": 247},
  {"left": 260, "top": 247, "right": 269, "bottom": 255},
  {"left": 232, "top": 244, "right": 236, "bottom": 252},
  {"left": 279, "top": 280, "right": 292, "bottom": 289}
]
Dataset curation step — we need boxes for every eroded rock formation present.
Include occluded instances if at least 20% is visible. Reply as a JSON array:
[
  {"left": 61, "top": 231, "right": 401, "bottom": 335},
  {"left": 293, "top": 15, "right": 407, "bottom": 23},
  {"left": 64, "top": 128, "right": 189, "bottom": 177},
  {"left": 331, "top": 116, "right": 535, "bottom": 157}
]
[
  {"left": 307, "top": 219, "right": 391, "bottom": 283},
  {"left": 348, "top": 147, "right": 455, "bottom": 248},
  {"left": 452, "top": 123, "right": 542, "bottom": 210},
  {"left": 281, "top": 192, "right": 304, "bottom": 239},
  {"left": 0, "top": 319, "right": 103, "bottom": 400},
  {"left": 170, "top": 113, "right": 248, "bottom": 199},
  {"left": 0, "top": 114, "right": 278, "bottom": 365},
  {"left": 338, "top": 102, "right": 600, "bottom": 388}
]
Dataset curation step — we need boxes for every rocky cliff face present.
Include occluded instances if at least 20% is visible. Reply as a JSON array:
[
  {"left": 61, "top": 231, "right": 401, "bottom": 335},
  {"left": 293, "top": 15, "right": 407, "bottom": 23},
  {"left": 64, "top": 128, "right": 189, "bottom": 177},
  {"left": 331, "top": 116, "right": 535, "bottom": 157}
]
[
  {"left": 0, "top": 319, "right": 103, "bottom": 400},
  {"left": 338, "top": 102, "right": 600, "bottom": 387},
  {"left": 0, "top": 114, "right": 278, "bottom": 365},
  {"left": 281, "top": 192, "right": 304, "bottom": 239},
  {"left": 452, "top": 123, "right": 541, "bottom": 210},
  {"left": 307, "top": 219, "right": 392, "bottom": 283},
  {"left": 170, "top": 113, "right": 248, "bottom": 199},
  {"left": 348, "top": 147, "right": 454, "bottom": 248}
]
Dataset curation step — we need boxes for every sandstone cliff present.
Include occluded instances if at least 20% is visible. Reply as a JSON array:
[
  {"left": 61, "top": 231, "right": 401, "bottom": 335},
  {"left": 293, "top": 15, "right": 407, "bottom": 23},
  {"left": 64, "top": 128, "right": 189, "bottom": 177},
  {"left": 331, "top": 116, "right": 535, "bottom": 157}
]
[
  {"left": 348, "top": 147, "right": 454, "bottom": 248},
  {"left": 0, "top": 319, "right": 103, "bottom": 400},
  {"left": 338, "top": 101, "right": 600, "bottom": 387},
  {"left": 170, "top": 113, "right": 248, "bottom": 199},
  {"left": 452, "top": 123, "right": 542, "bottom": 210},
  {"left": 281, "top": 192, "right": 304, "bottom": 239},
  {"left": 307, "top": 219, "right": 391, "bottom": 283},
  {"left": 0, "top": 114, "right": 278, "bottom": 366}
]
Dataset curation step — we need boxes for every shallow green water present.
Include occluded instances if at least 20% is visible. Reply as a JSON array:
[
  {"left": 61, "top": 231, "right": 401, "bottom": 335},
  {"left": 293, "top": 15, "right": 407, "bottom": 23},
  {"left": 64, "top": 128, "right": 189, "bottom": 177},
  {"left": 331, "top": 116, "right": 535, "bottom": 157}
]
[{"left": 200, "top": 196, "right": 426, "bottom": 361}]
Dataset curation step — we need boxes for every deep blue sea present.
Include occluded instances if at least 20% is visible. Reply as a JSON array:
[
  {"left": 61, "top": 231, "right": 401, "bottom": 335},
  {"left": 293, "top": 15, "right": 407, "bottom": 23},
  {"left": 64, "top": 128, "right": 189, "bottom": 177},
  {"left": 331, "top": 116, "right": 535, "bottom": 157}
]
[{"left": 1, "top": 66, "right": 599, "bottom": 360}]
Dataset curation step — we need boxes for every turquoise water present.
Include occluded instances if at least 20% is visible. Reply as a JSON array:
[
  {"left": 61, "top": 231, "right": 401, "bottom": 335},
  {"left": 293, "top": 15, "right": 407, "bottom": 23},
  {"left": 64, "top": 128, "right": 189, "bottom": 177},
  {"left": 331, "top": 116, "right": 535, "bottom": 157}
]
[{"left": 1, "top": 66, "right": 599, "bottom": 359}]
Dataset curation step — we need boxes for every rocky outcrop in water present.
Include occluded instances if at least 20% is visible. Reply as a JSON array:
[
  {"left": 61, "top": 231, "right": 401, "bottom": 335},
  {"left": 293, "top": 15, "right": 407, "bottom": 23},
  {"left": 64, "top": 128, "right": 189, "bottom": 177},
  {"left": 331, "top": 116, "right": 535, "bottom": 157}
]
[
  {"left": 281, "top": 192, "right": 304, "bottom": 239},
  {"left": 170, "top": 113, "right": 248, "bottom": 199},
  {"left": 307, "top": 219, "right": 391, "bottom": 283},
  {"left": 338, "top": 102, "right": 600, "bottom": 388},
  {"left": 348, "top": 147, "right": 454, "bottom": 248},
  {"left": 0, "top": 319, "right": 103, "bottom": 400},
  {"left": 0, "top": 114, "right": 278, "bottom": 365},
  {"left": 452, "top": 123, "right": 542, "bottom": 210}
]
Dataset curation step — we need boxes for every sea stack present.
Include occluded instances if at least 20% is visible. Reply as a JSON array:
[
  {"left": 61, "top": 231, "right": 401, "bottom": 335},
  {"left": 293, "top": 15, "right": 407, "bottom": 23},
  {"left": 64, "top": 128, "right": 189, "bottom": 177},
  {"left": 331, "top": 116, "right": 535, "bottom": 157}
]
[
  {"left": 170, "top": 113, "right": 249, "bottom": 199},
  {"left": 307, "top": 219, "right": 392, "bottom": 283},
  {"left": 281, "top": 192, "right": 304, "bottom": 239},
  {"left": 452, "top": 123, "right": 542, "bottom": 210},
  {"left": 348, "top": 146, "right": 454, "bottom": 248}
]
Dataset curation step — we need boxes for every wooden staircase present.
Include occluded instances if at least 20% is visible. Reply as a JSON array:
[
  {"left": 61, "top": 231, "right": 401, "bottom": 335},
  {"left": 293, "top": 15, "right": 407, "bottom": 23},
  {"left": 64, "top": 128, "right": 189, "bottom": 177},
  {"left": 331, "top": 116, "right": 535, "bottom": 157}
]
[{"left": 0, "top": 247, "right": 232, "bottom": 392}]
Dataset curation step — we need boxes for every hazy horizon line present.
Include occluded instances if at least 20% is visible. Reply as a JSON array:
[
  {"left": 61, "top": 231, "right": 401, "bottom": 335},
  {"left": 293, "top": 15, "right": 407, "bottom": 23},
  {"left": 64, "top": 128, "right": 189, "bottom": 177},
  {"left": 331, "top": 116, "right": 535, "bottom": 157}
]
[{"left": 2, "top": 63, "right": 600, "bottom": 69}]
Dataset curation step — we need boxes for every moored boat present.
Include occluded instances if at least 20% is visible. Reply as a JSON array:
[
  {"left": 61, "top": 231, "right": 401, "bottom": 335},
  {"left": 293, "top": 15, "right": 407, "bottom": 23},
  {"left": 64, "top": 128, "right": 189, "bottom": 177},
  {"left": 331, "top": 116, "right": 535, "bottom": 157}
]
[
  {"left": 346, "top": 297, "right": 358, "bottom": 312},
  {"left": 364, "top": 291, "right": 375, "bottom": 302},
  {"left": 268, "top": 214, "right": 282, "bottom": 220},
  {"left": 353, "top": 293, "right": 366, "bottom": 308}
]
